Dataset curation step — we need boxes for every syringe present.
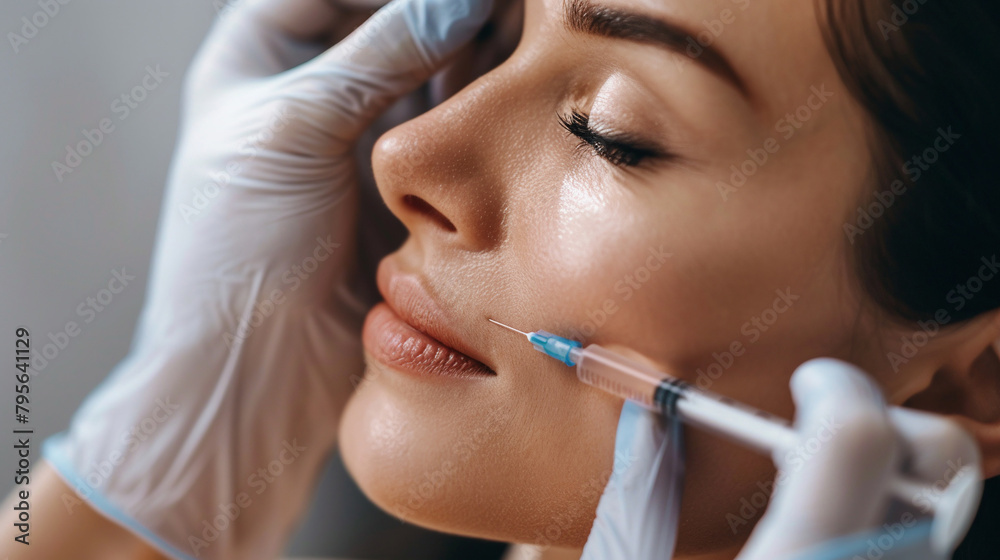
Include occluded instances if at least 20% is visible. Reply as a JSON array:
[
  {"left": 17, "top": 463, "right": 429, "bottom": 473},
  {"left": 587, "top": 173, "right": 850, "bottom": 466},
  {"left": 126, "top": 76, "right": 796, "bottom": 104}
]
[{"left": 487, "top": 318, "right": 981, "bottom": 541}]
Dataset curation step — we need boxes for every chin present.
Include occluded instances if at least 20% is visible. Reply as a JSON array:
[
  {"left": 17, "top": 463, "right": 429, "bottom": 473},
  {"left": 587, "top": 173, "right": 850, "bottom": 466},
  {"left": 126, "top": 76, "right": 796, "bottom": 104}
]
[
  {"left": 338, "top": 367, "right": 606, "bottom": 548},
  {"left": 338, "top": 373, "right": 501, "bottom": 540}
]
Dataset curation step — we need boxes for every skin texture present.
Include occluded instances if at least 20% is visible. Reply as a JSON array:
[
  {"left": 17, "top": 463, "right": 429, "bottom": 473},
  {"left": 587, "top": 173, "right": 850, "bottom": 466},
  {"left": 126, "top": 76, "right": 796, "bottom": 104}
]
[
  {"left": 339, "top": 0, "right": 1000, "bottom": 557},
  {"left": 2, "top": 1, "right": 997, "bottom": 559},
  {"left": 0, "top": 3, "right": 524, "bottom": 560}
]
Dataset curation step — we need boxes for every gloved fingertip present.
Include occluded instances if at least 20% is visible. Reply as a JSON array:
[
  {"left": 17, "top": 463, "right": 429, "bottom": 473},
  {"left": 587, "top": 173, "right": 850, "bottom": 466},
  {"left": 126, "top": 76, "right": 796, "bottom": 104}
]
[
  {"left": 403, "top": 0, "right": 495, "bottom": 62},
  {"left": 790, "top": 358, "right": 886, "bottom": 412},
  {"left": 613, "top": 401, "right": 643, "bottom": 453}
]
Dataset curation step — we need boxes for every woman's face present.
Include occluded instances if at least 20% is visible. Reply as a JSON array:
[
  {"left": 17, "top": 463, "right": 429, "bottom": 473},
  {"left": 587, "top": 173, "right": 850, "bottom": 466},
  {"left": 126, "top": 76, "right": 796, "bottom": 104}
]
[{"left": 340, "top": 0, "right": 888, "bottom": 554}]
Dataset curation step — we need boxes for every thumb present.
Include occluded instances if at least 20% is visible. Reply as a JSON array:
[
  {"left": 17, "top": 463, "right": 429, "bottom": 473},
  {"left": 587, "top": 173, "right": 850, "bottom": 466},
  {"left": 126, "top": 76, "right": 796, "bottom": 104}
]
[
  {"left": 281, "top": 0, "right": 494, "bottom": 141},
  {"left": 743, "top": 359, "right": 901, "bottom": 559},
  {"left": 781, "top": 359, "right": 899, "bottom": 526}
]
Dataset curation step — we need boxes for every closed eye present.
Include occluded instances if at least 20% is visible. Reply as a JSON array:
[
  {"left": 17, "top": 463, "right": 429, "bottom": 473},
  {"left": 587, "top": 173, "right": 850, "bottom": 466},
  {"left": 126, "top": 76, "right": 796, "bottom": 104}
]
[{"left": 558, "top": 109, "right": 669, "bottom": 167}]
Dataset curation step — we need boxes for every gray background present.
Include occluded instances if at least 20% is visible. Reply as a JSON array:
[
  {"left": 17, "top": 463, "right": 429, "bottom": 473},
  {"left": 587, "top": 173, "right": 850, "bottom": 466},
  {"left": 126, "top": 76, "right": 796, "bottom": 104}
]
[{"left": 0, "top": 1, "right": 507, "bottom": 558}]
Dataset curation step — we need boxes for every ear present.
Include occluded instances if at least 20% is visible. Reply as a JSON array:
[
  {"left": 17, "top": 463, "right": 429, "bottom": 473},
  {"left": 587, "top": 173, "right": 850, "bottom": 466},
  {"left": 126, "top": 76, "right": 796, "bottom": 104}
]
[{"left": 903, "top": 309, "right": 1000, "bottom": 477}]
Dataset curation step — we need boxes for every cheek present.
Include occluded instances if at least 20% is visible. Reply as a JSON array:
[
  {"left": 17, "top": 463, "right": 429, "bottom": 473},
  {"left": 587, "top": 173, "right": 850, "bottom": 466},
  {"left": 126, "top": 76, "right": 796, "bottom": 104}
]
[
  {"left": 502, "top": 163, "right": 864, "bottom": 552},
  {"left": 520, "top": 157, "right": 859, "bottom": 370},
  {"left": 508, "top": 166, "right": 714, "bottom": 360},
  {"left": 507, "top": 166, "right": 651, "bottom": 330}
]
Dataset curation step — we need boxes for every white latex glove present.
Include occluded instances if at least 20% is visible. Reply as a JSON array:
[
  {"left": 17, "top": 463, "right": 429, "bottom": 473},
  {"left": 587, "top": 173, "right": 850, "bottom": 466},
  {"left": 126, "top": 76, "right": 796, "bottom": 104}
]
[
  {"left": 580, "top": 400, "right": 685, "bottom": 560},
  {"left": 582, "top": 358, "right": 983, "bottom": 560},
  {"left": 42, "top": 1, "right": 492, "bottom": 559},
  {"left": 739, "top": 358, "right": 981, "bottom": 560}
]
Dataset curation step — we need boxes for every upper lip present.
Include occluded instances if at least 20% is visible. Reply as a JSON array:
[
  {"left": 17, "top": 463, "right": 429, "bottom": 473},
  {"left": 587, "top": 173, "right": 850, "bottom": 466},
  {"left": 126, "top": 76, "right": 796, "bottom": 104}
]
[{"left": 375, "top": 259, "right": 493, "bottom": 372}]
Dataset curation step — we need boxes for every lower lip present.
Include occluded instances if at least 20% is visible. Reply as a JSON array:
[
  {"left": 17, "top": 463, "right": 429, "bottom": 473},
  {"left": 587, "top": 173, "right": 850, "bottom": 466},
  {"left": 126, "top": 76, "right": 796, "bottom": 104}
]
[{"left": 362, "top": 303, "right": 494, "bottom": 378}]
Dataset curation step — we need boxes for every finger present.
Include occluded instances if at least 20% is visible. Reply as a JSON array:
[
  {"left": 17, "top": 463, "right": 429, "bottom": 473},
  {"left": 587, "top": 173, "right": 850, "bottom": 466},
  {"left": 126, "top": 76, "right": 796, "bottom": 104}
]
[
  {"left": 888, "top": 407, "right": 983, "bottom": 554},
  {"left": 763, "top": 359, "right": 901, "bottom": 548},
  {"left": 281, "top": 0, "right": 494, "bottom": 141},
  {"left": 582, "top": 402, "right": 684, "bottom": 560},
  {"left": 889, "top": 407, "right": 981, "bottom": 500},
  {"left": 188, "top": 0, "right": 342, "bottom": 89}
]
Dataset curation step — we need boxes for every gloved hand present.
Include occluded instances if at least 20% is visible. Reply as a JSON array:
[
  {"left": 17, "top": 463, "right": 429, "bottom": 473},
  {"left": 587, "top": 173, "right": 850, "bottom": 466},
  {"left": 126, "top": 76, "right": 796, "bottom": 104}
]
[
  {"left": 580, "top": 399, "right": 686, "bottom": 559},
  {"left": 582, "top": 358, "right": 983, "bottom": 560},
  {"left": 41, "top": 1, "right": 492, "bottom": 559},
  {"left": 738, "top": 359, "right": 981, "bottom": 560}
]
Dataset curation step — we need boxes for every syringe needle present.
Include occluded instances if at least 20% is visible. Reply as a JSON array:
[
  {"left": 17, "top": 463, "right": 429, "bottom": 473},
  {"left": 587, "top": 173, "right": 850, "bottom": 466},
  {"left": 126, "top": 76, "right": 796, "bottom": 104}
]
[{"left": 487, "top": 318, "right": 531, "bottom": 338}]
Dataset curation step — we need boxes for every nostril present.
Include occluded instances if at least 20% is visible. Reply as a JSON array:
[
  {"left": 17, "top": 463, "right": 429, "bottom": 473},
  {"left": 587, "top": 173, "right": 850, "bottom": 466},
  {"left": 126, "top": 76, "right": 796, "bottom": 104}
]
[{"left": 402, "top": 194, "right": 457, "bottom": 233}]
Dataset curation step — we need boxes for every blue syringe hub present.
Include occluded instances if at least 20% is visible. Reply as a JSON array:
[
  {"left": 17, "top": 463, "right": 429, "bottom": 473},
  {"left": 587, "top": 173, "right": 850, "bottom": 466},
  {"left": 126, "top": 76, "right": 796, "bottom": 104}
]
[{"left": 528, "top": 331, "right": 582, "bottom": 366}]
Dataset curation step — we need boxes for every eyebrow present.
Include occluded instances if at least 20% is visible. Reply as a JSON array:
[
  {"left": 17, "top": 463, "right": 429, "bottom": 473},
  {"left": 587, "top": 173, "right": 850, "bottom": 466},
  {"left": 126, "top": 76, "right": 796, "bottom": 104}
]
[{"left": 564, "top": 0, "right": 749, "bottom": 98}]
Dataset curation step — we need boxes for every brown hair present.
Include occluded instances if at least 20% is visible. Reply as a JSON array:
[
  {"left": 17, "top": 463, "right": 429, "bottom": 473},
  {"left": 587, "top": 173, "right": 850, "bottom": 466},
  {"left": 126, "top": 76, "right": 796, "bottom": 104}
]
[{"left": 819, "top": 0, "right": 1000, "bottom": 555}]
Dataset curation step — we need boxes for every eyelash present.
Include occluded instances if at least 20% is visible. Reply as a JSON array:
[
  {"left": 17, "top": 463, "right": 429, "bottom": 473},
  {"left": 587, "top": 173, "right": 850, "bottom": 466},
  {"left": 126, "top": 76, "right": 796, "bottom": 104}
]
[{"left": 558, "top": 109, "right": 664, "bottom": 168}]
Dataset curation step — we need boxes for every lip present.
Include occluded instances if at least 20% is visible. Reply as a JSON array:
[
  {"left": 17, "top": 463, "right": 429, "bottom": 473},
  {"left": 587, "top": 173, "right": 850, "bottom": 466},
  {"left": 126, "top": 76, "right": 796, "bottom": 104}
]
[{"left": 362, "top": 260, "right": 495, "bottom": 378}]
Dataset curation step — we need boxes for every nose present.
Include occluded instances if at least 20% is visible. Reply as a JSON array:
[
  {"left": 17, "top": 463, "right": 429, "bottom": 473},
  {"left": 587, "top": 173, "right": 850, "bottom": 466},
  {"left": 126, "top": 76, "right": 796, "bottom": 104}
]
[{"left": 371, "top": 75, "right": 517, "bottom": 252}]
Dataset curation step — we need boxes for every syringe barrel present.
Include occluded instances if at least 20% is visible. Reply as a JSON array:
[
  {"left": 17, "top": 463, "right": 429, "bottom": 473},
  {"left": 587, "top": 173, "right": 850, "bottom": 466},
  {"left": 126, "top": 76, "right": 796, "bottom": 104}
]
[
  {"left": 570, "top": 343, "right": 959, "bottom": 520},
  {"left": 676, "top": 389, "right": 795, "bottom": 454},
  {"left": 572, "top": 344, "right": 795, "bottom": 454},
  {"left": 571, "top": 344, "right": 668, "bottom": 411}
]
